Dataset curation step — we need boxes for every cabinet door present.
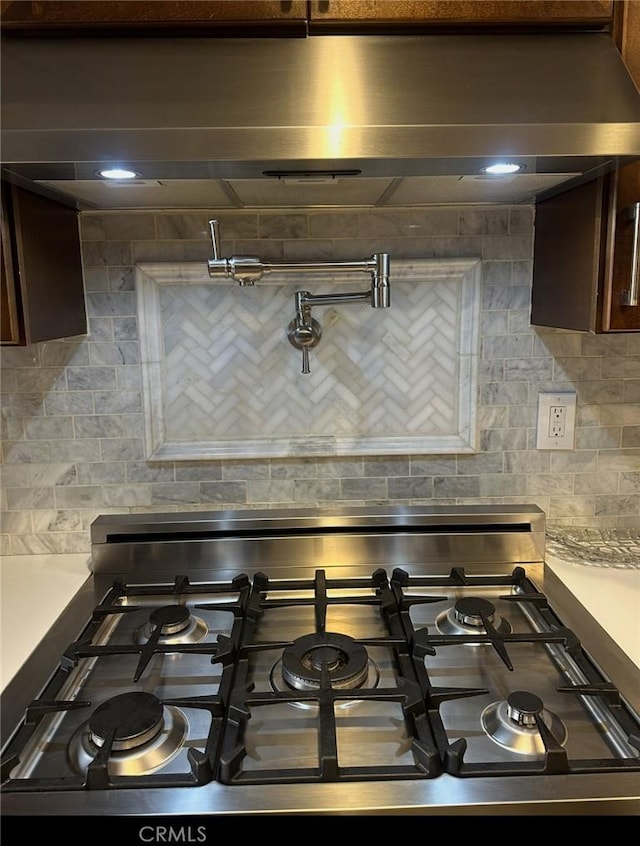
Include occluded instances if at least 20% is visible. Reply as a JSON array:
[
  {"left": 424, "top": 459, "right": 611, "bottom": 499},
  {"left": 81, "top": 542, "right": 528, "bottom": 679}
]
[
  {"left": 530, "top": 1, "right": 640, "bottom": 333},
  {"left": 1, "top": 183, "right": 87, "bottom": 346},
  {"left": 1, "top": 183, "right": 22, "bottom": 345},
  {"left": 531, "top": 177, "right": 608, "bottom": 333},
  {"left": 605, "top": 0, "right": 640, "bottom": 329},
  {"left": 0, "top": 1, "right": 308, "bottom": 35},
  {"left": 531, "top": 171, "right": 640, "bottom": 334},
  {"left": 602, "top": 161, "right": 640, "bottom": 331},
  {"left": 308, "top": 1, "right": 613, "bottom": 31}
]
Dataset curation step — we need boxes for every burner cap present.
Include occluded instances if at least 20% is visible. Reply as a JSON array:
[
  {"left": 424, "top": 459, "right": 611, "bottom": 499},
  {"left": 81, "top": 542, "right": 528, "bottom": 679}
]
[
  {"left": 507, "top": 691, "right": 544, "bottom": 727},
  {"left": 454, "top": 597, "right": 496, "bottom": 627},
  {"left": 89, "top": 692, "right": 164, "bottom": 751},
  {"left": 134, "top": 603, "right": 208, "bottom": 645},
  {"left": 149, "top": 604, "right": 191, "bottom": 635},
  {"left": 282, "top": 632, "right": 369, "bottom": 691},
  {"left": 436, "top": 596, "right": 512, "bottom": 637}
]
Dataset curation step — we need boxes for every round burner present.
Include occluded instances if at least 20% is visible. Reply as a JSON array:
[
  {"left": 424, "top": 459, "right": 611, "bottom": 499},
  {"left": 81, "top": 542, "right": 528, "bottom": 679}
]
[
  {"left": 481, "top": 690, "right": 567, "bottom": 756},
  {"left": 282, "top": 632, "right": 369, "bottom": 691},
  {"left": 150, "top": 605, "right": 191, "bottom": 635},
  {"left": 68, "top": 692, "right": 189, "bottom": 777},
  {"left": 507, "top": 690, "right": 544, "bottom": 727},
  {"left": 435, "top": 596, "right": 512, "bottom": 638},
  {"left": 270, "top": 632, "right": 379, "bottom": 710},
  {"left": 134, "top": 604, "right": 208, "bottom": 645},
  {"left": 90, "top": 692, "right": 164, "bottom": 751}
]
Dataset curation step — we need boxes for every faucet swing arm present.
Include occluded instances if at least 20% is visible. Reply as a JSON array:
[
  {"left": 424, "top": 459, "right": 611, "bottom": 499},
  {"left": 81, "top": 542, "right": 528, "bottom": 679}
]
[{"left": 207, "top": 220, "right": 391, "bottom": 374}]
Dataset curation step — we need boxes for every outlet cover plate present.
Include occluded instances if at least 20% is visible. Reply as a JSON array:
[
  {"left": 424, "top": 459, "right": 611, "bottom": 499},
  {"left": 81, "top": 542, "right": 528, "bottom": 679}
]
[{"left": 536, "top": 392, "right": 577, "bottom": 450}]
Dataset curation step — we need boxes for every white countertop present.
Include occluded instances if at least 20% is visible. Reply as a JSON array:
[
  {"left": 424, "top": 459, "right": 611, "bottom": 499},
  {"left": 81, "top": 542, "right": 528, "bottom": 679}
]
[
  {"left": 1, "top": 553, "right": 91, "bottom": 690},
  {"left": 1, "top": 552, "right": 639, "bottom": 692},
  {"left": 544, "top": 553, "right": 640, "bottom": 670}
]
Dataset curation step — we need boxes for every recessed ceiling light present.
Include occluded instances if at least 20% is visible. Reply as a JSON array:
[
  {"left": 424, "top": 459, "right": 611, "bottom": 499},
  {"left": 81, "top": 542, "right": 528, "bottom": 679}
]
[
  {"left": 96, "top": 168, "right": 139, "bottom": 180},
  {"left": 480, "top": 162, "right": 525, "bottom": 175}
]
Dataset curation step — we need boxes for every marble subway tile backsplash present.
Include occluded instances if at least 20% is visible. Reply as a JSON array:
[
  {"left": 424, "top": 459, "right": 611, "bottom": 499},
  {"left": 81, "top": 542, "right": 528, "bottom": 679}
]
[{"left": 1, "top": 207, "right": 639, "bottom": 555}]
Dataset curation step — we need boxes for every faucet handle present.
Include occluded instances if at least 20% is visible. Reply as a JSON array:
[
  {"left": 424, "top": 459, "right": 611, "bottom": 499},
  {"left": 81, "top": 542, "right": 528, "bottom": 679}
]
[
  {"left": 208, "top": 219, "right": 221, "bottom": 260},
  {"left": 287, "top": 311, "right": 322, "bottom": 375}
]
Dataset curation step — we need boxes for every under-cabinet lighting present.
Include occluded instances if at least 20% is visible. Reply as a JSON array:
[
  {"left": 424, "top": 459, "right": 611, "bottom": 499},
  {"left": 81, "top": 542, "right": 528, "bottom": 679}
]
[
  {"left": 480, "top": 162, "right": 524, "bottom": 175},
  {"left": 96, "top": 168, "right": 140, "bottom": 180}
]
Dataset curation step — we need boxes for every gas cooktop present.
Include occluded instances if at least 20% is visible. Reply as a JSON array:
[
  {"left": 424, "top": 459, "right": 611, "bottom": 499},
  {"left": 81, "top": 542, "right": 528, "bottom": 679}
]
[{"left": 1, "top": 505, "right": 639, "bottom": 815}]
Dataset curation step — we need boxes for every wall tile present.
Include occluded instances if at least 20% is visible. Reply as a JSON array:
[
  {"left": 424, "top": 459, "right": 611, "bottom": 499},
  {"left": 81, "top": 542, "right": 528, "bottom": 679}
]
[
  {"left": 104, "top": 214, "right": 156, "bottom": 241},
  {"left": 595, "top": 494, "right": 640, "bottom": 515},
  {"left": 620, "top": 472, "right": 640, "bottom": 492},
  {"left": 149, "top": 483, "right": 199, "bottom": 505},
  {"left": 340, "top": 477, "right": 388, "bottom": 499},
  {"left": 1, "top": 205, "right": 638, "bottom": 554},
  {"left": 388, "top": 476, "right": 434, "bottom": 498},
  {"left": 433, "top": 476, "right": 480, "bottom": 497},
  {"left": 573, "top": 473, "right": 620, "bottom": 494},
  {"left": 622, "top": 427, "right": 640, "bottom": 447},
  {"left": 82, "top": 241, "right": 132, "bottom": 266},
  {"left": 460, "top": 209, "right": 508, "bottom": 236},
  {"left": 259, "top": 214, "right": 309, "bottom": 239},
  {"left": 479, "top": 474, "right": 527, "bottom": 496},
  {"left": 155, "top": 214, "right": 210, "bottom": 240},
  {"left": 309, "top": 213, "right": 358, "bottom": 239},
  {"left": 293, "top": 479, "right": 340, "bottom": 501},
  {"left": 247, "top": 479, "right": 294, "bottom": 503},
  {"left": 408, "top": 209, "right": 459, "bottom": 236},
  {"left": 199, "top": 481, "right": 247, "bottom": 503}
]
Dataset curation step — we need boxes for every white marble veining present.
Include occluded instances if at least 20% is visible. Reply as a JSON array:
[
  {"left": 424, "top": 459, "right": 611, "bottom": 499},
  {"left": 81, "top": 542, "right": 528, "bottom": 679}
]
[{"left": 136, "top": 259, "right": 481, "bottom": 461}]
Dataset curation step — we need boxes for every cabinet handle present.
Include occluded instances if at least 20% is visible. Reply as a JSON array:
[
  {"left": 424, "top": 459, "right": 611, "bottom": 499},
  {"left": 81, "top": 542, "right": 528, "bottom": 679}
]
[{"left": 622, "top": 202, "right": 640, "bottom": 307}]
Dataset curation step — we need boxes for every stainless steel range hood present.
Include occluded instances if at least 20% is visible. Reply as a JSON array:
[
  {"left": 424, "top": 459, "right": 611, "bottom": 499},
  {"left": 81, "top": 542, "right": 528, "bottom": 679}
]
[{"left": 2, "top": 33, "right": 640, "bottom": 209}]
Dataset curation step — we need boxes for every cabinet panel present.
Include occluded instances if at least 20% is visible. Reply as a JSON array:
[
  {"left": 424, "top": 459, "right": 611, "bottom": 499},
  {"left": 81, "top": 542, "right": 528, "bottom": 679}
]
[
  {"left": 308, "top": 1, "right": 614, "bottom": 28},
  {"left": 1, "top": 0, "right": 613, "bottom": 35},
  {"left": 0, "top": 1, "right": 308, "bottom": 35},
  {"left": 1, "top": 183, "right": 87, "bottom": 346}
]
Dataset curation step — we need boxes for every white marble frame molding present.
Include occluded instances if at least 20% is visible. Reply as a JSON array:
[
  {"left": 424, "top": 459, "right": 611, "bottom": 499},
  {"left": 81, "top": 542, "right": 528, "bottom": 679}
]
[{"left": 136, "top": 258, "right": 481, "bottom": 461}]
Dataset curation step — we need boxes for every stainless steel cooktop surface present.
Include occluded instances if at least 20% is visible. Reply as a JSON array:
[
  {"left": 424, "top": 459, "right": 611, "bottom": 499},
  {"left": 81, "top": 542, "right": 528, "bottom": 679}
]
[{"left": 1, "top": 505, "right": 639, "bottom": 816}]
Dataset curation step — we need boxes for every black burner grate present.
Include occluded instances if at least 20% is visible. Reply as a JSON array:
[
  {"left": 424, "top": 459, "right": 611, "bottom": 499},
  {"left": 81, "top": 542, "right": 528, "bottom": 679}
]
[
  {"left": 0, "top": 575, "right": 249, "bottom": 792},
  {"left": 2, "top": 567, "right": 639, "bottom": 793},
  {"left": 218, "top": 569, "right": 442, "bottom": 783},
  {"left": 390, "top": 566, "right": 640, "bottom": 777}
]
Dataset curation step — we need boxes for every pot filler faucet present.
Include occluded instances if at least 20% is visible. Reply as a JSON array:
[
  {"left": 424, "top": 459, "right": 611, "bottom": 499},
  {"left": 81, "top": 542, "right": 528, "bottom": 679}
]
[{"left": 207, "top": 220, "right": 391, "bottom": 374}]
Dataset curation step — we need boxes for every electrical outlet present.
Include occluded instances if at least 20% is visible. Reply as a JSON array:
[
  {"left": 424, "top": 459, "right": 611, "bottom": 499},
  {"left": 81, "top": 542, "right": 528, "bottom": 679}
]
[
  {"left": 549, "top": 405, "right": 567, "bottom": 438},
  {"left": 536, "top": 392, "right": 577, "bottom": 450}
]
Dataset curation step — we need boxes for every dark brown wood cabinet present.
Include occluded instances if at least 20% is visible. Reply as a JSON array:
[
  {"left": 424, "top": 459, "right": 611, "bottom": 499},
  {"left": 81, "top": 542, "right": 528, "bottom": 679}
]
[
  {"left": 531, "top": 165, "right": 640, "bottom": 333},
  {"left": 0, "top": 1, "right": 309, "bottom": 36},
  {"left": 307, "top": 1, "right": 614, "bottom": 31},
  {"left": 0, "top": 0, "right": 615, "bottom": 35},
  {"left": 1, "top": 182, "right": 87, "bottom": 346},
  {"left": 531, "top": 0, "right": 640, "bottom": 333},
  {"left": 600, "top": 161, "right": 640, "bottom": 331}
]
